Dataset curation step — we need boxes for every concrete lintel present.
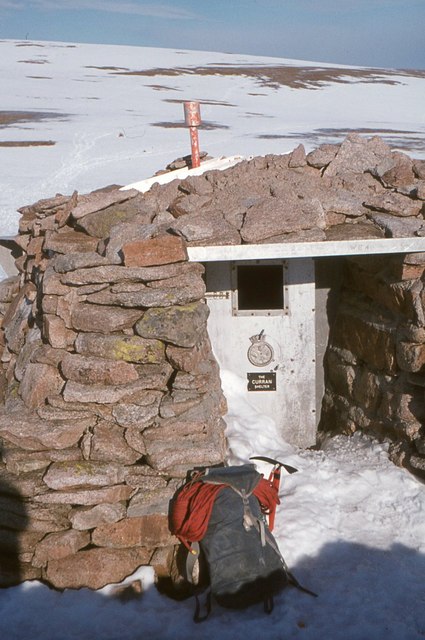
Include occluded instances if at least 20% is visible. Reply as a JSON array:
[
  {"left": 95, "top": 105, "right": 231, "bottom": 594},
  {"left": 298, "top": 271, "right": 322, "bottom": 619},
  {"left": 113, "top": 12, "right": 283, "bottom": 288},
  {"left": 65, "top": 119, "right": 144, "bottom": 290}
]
[{"left": 187, "top": 237, "right": 425, "bottom": 262}]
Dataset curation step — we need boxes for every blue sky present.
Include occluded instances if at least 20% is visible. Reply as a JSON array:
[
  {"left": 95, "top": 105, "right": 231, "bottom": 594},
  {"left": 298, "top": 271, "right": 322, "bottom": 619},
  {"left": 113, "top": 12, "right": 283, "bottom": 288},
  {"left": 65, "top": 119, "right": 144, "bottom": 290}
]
[{"left": 0, "top": 0, "right": 424, "bottom": 69}]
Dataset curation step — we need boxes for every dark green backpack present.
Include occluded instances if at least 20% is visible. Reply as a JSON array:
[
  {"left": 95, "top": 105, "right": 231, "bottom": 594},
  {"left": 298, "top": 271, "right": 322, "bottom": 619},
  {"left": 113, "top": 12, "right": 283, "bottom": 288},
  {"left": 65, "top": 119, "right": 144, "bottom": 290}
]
[
  {"left": 198, "top": 465, "right": 288, "bottom": 612},
  {"left": 170, "top": 464, "right": 317, "bottom": 621}
]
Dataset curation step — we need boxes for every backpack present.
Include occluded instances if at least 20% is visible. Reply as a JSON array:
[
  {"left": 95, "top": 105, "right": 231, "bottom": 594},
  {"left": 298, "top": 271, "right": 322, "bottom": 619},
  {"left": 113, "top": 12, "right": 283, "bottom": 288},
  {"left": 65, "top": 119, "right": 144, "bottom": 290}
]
[{"left": 169, "top": 463, "right": 314, "bottom": 620}]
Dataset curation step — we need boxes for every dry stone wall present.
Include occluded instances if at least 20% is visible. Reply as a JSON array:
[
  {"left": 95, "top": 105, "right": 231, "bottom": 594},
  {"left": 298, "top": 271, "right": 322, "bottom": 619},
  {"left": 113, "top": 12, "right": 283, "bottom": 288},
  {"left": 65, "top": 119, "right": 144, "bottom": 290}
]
[
  {"left": 1, "top": 133, "right": 425, "bottom": 587},
  {"left": 0, "top": 185, "right": 227, "bottom": 588},
  {"left": 319, "top": 251, "right": 425, "bottom": 478}
]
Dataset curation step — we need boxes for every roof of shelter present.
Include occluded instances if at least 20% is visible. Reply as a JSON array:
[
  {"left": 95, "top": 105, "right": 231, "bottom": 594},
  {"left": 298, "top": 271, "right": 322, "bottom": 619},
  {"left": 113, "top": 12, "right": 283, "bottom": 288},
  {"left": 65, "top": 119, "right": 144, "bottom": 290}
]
[{"left": 121, "top": 133, "right": 425, "bottom": 260}]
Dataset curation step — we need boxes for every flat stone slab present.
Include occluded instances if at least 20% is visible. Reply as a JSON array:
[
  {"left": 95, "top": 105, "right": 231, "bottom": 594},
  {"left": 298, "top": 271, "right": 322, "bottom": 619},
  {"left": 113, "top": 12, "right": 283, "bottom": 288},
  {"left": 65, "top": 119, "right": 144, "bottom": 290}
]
[
  {"left": 122, "top": 234, "right": 188, "bottom": 267},
  {"left": 74, "top": 333, "right": 165, "bottom": 364},
  {"left": 0, "top": 411, "right": 94, "bottom": 451},
  {"left": 44, "top": 546, "right": 151, "bottom": 590},
  {"left": 135, "top": 302, "right": 209, "bottom": 347},
  {"left": 71, "top": 188, "right": 139, "bottom": 220},
  {"left": 70, "top": 303, "right": 143, "bottom": 333}
]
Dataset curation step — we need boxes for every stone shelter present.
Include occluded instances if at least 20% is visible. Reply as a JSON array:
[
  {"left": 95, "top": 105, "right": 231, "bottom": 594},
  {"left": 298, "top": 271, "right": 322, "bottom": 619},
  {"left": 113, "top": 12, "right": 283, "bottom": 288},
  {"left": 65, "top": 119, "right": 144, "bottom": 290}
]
[{"left": 0, "top": 133, "right": 424, "bottom": 589}]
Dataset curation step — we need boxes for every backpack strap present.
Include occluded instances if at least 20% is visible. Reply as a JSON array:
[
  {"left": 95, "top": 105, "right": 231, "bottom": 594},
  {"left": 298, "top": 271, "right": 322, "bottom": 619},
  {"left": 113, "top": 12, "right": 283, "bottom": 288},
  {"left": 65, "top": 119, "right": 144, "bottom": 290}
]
[
  {"left": 264, "top": 594, "right": 274, "bottom": 614},
  {"left": 232, "top": 486, "right": 268, "bottom": 546},
  {"left": 194, "top": 589, "right": 212, "bottom": 623},
  {"left": 185, "top": 541, "right": 213, "bottom": 623},
  {"left": 185, "top": 541, "right": 200, "bottom": 585},
  {"left": 267, "top": 538, "right": 318, "bottom": 598}
]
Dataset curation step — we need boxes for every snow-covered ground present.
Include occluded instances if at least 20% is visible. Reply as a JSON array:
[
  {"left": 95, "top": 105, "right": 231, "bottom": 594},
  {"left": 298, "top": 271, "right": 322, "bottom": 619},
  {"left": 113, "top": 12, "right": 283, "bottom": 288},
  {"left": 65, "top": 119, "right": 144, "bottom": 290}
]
[
  {"left": 0, "top": 371, "right": 425, "bottom": 640},
  {"left": 0, "top": 370, "right": 424, "bottom": 640},
  {"left": 1, "top": 38, "right": 425, "bottom": 237},
  {"left": 0, "top": 39, "right": 424, "bottom": 639}
]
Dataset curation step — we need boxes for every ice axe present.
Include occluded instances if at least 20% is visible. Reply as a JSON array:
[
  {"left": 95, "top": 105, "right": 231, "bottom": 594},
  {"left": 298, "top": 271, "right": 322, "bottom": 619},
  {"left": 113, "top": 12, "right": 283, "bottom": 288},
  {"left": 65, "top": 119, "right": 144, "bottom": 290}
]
[
  {"left": 250, "top": 455, "right": 298, "bottom": 475},
  {"left": 250, "top": 456, "right": 298, "bottom": 531},
  {"left": 251, "top": 457, "right": 317, "bottom": 598}
]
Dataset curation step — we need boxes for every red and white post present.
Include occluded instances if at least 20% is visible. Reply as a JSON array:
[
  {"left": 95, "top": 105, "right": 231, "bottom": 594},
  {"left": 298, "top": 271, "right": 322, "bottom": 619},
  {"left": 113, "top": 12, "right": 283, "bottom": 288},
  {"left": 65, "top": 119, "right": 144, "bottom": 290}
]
[{"left": 183, "top": 101, "right": 201, "bottom": 169}]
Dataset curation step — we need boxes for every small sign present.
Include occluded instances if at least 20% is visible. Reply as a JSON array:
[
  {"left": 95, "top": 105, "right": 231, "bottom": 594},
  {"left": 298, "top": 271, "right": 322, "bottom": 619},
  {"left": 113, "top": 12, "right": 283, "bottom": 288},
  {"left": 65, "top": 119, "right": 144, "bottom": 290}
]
[{"left": 247, "top": 372, "right": 276, "bottom": 391}]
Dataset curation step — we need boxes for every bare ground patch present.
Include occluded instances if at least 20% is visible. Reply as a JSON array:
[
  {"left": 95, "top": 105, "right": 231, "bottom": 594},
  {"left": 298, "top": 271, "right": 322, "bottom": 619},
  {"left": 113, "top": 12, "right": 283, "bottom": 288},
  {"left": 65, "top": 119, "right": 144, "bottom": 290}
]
[
  {"left": 112, "top": 64, "right": 425, "bottom": 90},
  {"left": 244, "top": 112, "right": 275, "bottom": 118},
  {"left": 0, "top": 140, "right": 55, "bottom": 147},
  {"left": 84, "top": 66, "right": 130, "bottom": 72},
  {"left": 18, "top": 59, "right": 50, "bottom": 64},
  {"left": 257, "top": 127, "right": 425, "bottom": 152},
  {"left": 0, "top": 111, "right": 68, "bottom": 128},
  {"left": 146, "top": 84, "right": 182, "bottom": 92},
  {"left": 15, "top": 43, "right": 45, "bottom": 48},
  {"left": 15, "top": 42, "right": 75, "bottom": 49}
]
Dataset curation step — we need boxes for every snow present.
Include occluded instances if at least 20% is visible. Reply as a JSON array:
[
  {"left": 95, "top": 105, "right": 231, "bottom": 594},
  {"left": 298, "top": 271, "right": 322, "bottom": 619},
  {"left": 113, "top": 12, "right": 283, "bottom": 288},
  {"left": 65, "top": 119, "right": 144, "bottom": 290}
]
[
  {"left": 0, "top": 39, "right": 425, "bottom": 639},
  {"left": 1, "top": 369, "right": 424, "bottom": 640},
  {"left": 1, "top": 38, "right": 425, "bottom": 237},
  {"left": 122, "top": 155, "right": 246, "bottom": 192}
]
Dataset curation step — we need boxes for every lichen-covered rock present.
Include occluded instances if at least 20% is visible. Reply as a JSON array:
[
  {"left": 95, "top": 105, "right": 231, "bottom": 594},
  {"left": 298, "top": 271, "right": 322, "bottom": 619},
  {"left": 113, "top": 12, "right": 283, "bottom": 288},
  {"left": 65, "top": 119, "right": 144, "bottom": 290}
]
[
  {"left": 135, "top": 302, "right": 209, "bottom": 347},
  {"left": 60, "top": 264, "right": 174, "bottom": 285},
  {"left": 62, "top": 363, "right": 172, "bottom": 404},
  {"left": 34, "top": 485, "right": 133, "bottom": 506},
  {"left": 2, "top": 449, "right": 81, "bottom": 475},
  {"left": 43, "top": 461, "right": 126, "bottom": 490},
  {"left": 127, "top": 484, "right": 176, "bottom": 517},
  {"left": 53, "top": 251, "right": 111, "bottom": 273},
  {"left": 74, "top": 332, "right": 165, "bottom": 363},
  {"left": 71, "top": 188, "right": 139, "bottom": 220},
  {"left": 60, "top": 353, "right": 139, "bottom": 385},
  {"left": 325, "top": 222, "right": 383, "bottom": 241},
  {"left": 70, "top": 303, "right": 142, "bottom": 333},
  {"left": 76, "top": 194, "right": 155, "bottom": 238},
  {"left": 85, "top": 278, "right": 205, "bottom": 308}
]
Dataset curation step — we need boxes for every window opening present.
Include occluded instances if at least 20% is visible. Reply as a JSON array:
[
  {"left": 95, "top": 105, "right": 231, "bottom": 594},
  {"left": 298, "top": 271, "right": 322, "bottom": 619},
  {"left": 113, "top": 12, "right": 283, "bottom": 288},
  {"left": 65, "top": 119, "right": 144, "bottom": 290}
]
[{"left": 232, "top": 261, "right": 287, "bottom": 316}]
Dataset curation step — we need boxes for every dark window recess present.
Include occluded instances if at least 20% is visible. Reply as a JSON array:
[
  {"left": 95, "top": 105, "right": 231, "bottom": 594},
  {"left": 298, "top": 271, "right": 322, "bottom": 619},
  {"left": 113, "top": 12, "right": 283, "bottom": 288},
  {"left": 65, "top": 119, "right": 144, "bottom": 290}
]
[{"left": 237, "top": 265, "right": 284, "bottom": 310}]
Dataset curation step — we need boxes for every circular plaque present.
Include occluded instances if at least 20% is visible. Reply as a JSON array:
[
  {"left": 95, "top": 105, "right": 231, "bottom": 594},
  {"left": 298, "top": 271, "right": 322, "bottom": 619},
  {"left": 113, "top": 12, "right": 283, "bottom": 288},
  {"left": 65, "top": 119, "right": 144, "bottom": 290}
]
[{"left": 247, "top": 335, "right": 274, "bottom": 367}]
